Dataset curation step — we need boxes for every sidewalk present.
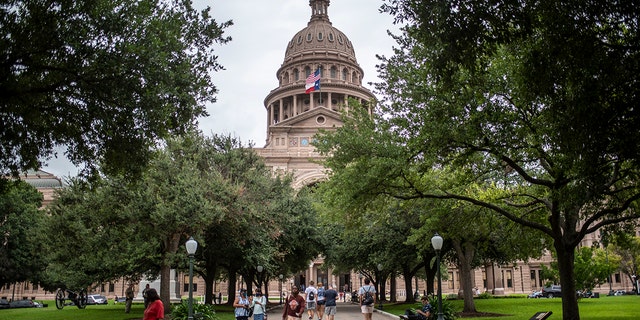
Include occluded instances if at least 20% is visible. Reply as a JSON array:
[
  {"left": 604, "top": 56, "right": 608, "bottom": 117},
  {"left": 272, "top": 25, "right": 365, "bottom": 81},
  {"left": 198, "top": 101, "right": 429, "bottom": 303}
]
[{"left": 266, "top": 301, "right": 399, "bottom": 320}]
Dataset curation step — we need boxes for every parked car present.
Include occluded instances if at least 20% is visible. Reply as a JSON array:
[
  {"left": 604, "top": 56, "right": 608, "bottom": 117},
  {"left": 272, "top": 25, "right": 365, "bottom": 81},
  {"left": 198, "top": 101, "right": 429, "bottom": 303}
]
[
  {"left": 0, "top": 299, "right": 10, "bottom": 309},
  {"left": 614, "top": 290, "right": 626, "bottom": 296},
  {"left": 528, "top": 290, "right": 543, "bottom": 298},
  {"left": 86, "top": 294, "right": 108, "bottom": 305},
  {"left": 542, "top": 285, "right": 562, "bottom": 298},
  {"left": 114, "top": 296, "right": 127, "bottom": 304},
  {"left": 9, "top": 299, "right": 36, "bottom": 308}
]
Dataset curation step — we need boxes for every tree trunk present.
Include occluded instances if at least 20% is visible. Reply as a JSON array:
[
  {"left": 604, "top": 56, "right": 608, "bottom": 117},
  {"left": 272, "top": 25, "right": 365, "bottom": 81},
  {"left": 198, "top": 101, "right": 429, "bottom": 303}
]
[
  {"left": 160, "top": 263, "right": 172, "bottom": 313},
  {"left": 203, "top": 266, "right": 217, "bottom": 304},
  {"left": 379, "top": 274, "right": 387, "bottom": 302},
  {"left": 160, "top": 233, "right": 181, "bottom": 312},
  {"left": 390, "top": 276, "right": 397, "bottom": 302},
  {"left": 227, "top": 272, "right": 238, "bottom": 305},
  {"left": 402, "top": 266, "right": 415, "bottom": 303},
  {"left": 452, "top": 239, "right": 477, "bottom": 313},
  {"left": 556, "top": 238, "right": 580, "bottom": 320}
]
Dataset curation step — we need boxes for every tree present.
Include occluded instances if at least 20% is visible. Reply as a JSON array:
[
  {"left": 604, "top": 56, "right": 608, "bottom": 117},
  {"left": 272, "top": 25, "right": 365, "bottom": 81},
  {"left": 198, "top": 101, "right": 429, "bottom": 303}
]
[
  {"left": 314, "top": 1, "right": 640, "bottom": 319},
  {"left": 0, "top": 179, "right": 47, "bottom": 288},
  {"left": 42, "top": 176, "right": 159, "bottom": 290},
  {"left": 574, "top": 247, "right": 619, "bottom": 294},
  {"left": 609, "top": 232, "right": 640, "bottom": 292},
  {"left": 0, "top": 0, "right": 231, "bottom": 177}
]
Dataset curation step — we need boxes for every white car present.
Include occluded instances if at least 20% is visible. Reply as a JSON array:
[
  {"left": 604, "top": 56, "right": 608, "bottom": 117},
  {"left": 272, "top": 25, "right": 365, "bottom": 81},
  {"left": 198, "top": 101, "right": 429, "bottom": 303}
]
[{"left": 86, "top": 294, "right": 108, "bottom": 305}]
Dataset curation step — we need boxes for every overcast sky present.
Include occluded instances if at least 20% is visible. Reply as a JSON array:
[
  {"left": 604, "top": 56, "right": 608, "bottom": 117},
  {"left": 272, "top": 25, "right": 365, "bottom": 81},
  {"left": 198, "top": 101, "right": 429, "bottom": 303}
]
[{"left": 43, "top": 0, "right": 401, "bottom": 178}]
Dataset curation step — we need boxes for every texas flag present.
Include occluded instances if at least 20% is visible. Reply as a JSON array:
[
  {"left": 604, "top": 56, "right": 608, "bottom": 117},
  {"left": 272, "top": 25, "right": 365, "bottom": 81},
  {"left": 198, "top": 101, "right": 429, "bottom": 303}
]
[{"left": 305, "top": 68, "right": 321, "bottom": 94}]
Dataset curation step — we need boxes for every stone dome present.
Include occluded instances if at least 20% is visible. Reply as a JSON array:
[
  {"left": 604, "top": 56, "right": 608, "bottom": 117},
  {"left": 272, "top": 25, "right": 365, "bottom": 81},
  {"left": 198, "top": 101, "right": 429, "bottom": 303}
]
[{"left": 284, "top": 0, "right": 357, "bottom": 62}]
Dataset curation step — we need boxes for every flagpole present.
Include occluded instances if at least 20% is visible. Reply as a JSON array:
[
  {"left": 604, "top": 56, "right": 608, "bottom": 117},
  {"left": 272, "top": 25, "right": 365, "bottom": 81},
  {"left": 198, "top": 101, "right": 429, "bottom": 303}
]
[{"left": 318, "top": 67, "right": 322, "bottom": 105}]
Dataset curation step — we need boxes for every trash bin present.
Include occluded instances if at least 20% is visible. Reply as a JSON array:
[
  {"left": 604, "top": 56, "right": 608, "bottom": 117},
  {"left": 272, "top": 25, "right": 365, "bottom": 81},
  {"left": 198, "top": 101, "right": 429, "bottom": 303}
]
[{"left": 592, "top": 292, "right": 600, "bottom": 298}]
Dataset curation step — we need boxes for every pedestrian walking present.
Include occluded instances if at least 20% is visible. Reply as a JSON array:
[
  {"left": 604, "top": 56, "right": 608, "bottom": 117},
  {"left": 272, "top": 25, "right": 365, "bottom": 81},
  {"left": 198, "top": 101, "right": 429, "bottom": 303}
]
[
  {"left": 323, "top": 285, "right": 339, "bottom": 320},
  {"left": 316, "top": 282, "right": 326, "bottom": 320},
  {"left": 304, "top": 281, "right": 318, "bottom": 320},
  {"left": 143, "top": 288, "right": 164, "bottom": 320},
  {"left": 234, "top": 288, "right": 251, "bottom": 320},
  {"left": 283, "top": 285, "right": 306, "bottom": 320},
  {"left": 252, "top": 288, "right": 267, "bottom": 320},
  {"left": 358, "top": 278, "right": 376, "bottom": 320}
]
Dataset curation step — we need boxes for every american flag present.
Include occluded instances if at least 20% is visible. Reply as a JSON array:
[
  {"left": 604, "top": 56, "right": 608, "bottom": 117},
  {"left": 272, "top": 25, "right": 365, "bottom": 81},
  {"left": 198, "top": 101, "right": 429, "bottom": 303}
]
[{"left": 305, "top": 68, "right": 321, "bottom": 93}]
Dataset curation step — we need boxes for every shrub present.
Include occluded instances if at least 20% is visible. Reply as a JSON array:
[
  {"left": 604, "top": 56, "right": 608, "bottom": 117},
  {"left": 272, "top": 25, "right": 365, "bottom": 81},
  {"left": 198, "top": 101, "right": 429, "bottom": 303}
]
[
  {"left": 476, "top": 292, "right": 493, "bottom": 299},
  {"left": 429, "top": 296, "right": 459, "bottom": 320},
  {"left": 171, "top": 300, "right": 218, "bottom": 320}
]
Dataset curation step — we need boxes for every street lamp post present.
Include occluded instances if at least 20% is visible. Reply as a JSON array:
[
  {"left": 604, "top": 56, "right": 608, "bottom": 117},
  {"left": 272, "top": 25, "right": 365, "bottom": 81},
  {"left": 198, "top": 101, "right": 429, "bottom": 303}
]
[
  {"left": 279, "top": 274, "right": 284, "bottom": 305},
  {"left": 186, "top": 237, "right": 198, "bottom": 320},
  {"left": 431, "top": 233, "right": 444, "bottom": 320},
  {"left": 377, "top": 264, "right": 384, "bottom": 310},
  {"left": 256, "top": 265, "right": 264, "bottom": 294}
]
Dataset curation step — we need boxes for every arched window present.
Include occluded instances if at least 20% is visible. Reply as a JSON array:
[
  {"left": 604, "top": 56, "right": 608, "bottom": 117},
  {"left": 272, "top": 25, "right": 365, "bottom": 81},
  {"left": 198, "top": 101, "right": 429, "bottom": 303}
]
[
  {"left": 284, "top": 72, "right": 290, "bottom": 84},
  {"left": 342, "top": 68, "right": 348, "bottom": 81},
  {"left": 294, "top": 69, "right": 300, "bottom": 81},
  {"left": 305, "top": 66, "right": 311, "bottom": 77},
  {"left": 330, "top": 66, "right": 337, "bottom": 79}
]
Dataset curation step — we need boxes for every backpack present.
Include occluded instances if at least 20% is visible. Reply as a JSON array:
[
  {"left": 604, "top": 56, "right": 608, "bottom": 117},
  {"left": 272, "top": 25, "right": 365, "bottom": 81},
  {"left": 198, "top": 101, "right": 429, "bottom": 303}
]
[
  {"left": 308, "top": 289, "right": 315, "bottom": 301},
  {"left": 362, "top": 287, "right": 374, "bottom": 305}
]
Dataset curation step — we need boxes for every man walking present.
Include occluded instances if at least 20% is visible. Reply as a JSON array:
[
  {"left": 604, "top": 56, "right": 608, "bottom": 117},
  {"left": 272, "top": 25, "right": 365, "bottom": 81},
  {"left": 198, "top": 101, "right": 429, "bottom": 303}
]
[
  {"left": 323, "top": 285, "right": 339, "bottom": 320},
  {"left": 358, "top": 278, "right": 376, "bottom": 320},
  {"left": 283, "top": 285, "right": 306, "bottom": 320},
  {"left": 304, "top": 281, "right": 318, "bottom": 320}
]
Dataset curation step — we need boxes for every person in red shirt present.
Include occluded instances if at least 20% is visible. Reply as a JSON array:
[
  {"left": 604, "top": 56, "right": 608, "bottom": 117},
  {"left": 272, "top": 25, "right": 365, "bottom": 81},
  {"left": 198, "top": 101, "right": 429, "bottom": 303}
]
[
  {"left": 282, "top": 285, "right": 306, "bottom": 320},
  {"left": 143, "top": 288, "right": 164, "bottom": 320}
]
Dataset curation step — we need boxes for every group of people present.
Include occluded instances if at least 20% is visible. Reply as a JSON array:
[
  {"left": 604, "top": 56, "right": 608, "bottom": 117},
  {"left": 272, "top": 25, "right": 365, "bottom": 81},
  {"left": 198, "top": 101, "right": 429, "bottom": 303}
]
[
  {"left": 282, "top": 281, "right": 339, "bottom": 320},
  {"left": 123, "top": 283, "right": 165, "bottom": 320},
  {"left": 233, "top": 287, "right": 268, "bottom": 320}
]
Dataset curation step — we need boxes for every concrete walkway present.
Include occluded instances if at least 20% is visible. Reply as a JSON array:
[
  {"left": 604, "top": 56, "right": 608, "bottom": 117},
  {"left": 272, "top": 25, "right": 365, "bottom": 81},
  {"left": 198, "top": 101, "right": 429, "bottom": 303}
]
[{"left": 266, "top": 301, "right": 398, "bottom": 320}]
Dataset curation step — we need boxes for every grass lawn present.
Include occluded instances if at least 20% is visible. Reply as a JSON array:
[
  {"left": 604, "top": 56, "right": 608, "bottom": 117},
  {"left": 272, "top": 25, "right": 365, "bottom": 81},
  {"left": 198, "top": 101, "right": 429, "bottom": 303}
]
[
  {"left": 382, "top": 295, "right": 640, "bottom": 319},
  {"left": 1, "top": 296, "right": 638, "bottom": 320}
]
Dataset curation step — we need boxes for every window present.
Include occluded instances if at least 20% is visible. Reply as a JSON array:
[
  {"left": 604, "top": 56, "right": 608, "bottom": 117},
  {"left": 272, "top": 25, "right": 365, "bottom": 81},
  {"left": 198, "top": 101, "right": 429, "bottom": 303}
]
[
  {"left": 530, "top": 270, "right": 537, "bottom": 289},
  {"left": 183, "top": 283, "right": 198, "bottom": 292},
  {"left": 317, "top": 32, "right": 323, "bottom": 41},
  {"left": 330, "top": 66, "right": 337, "bottom": 78},
  {"left": 306, "top": 33, "right": 312, "bottom": 42},
  {"left": 342, "top": 68, "right": 347, "bottom": 81},
  {"left": 294, "top": 69, "right": 299, "bottom": 81},
  {"left": 109, "top": 283, "right": 115, "bottom": 292},
  {"left": 328, "top": 33, "right": 334, "bottom": 42},
  {"left": 448, "top": 272, "right": 454, "bottom": 289},
  {"left": 305, "top": 66, "right": 311, "bottom": 77},
  {"left": 506, "top": 270, "right": 513, "bottom": 288}
]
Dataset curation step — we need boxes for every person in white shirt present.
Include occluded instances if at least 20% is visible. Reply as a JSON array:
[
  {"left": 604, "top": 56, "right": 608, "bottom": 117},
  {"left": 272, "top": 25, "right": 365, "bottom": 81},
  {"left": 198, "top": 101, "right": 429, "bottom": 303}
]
[
  {"left": 304, "top": 281, "right": 318, "bottom": 320},
  {"left": 358, "top": 278, "right": 376, "bottom": 320},
  {"left": 251, "top": 288, "right": 267, "bottom": 320}
]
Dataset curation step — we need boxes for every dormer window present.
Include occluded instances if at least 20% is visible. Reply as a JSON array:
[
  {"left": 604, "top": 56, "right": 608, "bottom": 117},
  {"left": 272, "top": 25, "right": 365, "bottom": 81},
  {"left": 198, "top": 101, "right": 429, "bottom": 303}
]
[
  {"left": 328, "top": 33, "right": 334, "bottom": 42},
  {"left": 318, "top": 32, "right": 323, "bottom": 41}
]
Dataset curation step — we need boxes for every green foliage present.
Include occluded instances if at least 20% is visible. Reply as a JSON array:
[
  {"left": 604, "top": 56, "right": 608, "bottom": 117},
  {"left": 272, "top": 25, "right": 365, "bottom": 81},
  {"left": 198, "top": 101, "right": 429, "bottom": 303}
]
[
  {"left": 476, "top": 292, "right": 493, "bottom": 299},
  {"left": 0, "top": 0, "right": 232, "bottom": 177},
  {"left": 315, "top": 1, "right": 640, "bottom": 318},
  {"left": 171, "top": 300, "right": 218, "bottom": 320},
  {"left": 0, "top": 179, "right": 46, "bottom": 287},
  {"left": 574, "top": 247, "right": 619, "bottom": 292},
  {"left": 430, "top": 296, "right": 458, "bottom": 320}
]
